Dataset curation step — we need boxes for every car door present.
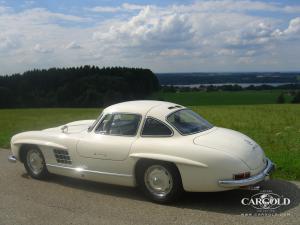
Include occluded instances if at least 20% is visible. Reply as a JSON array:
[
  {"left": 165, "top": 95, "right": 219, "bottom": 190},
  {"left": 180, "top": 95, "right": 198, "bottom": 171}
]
[{"left": 76, "top": 113, "right": 141, "bottom": 161}]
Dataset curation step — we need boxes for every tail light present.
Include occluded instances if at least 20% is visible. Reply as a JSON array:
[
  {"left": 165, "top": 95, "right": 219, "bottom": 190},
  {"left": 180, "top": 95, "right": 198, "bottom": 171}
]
[{"left": 233, "top": 172, "right": 250, "bottom": 180}]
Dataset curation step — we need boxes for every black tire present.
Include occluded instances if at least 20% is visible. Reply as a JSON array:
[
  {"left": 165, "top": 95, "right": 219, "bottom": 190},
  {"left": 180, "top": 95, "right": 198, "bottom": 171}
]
[
  {"left": 136, "top": 160, "right": 183, "bottom": 203},
  {"left": 23, "top": 146, "right": 49, "bottom": 179}
]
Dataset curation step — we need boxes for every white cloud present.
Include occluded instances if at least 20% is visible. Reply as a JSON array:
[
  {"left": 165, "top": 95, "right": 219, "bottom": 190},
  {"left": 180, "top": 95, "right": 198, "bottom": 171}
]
[
  {"left": 159, "top": 49, "right": 189, "bottom": 57},
  {"left": 217, "top": 49, "right": 235, "bottom": 56},
  {"left": 24, "top": 1, "right": 35, "bottom": 6},
  {"left": 19, "top": 8, "right": 89, "bottom": 23},
  {"left": 237, "top": 56, "right": 253, "bottom": 64},
  {"left": 90, "top": 6, "right": 122, "bottom": 13},
  {"left": 174, "top": 0, "right": 300, "bottom": 14},
  {"left": 0, "top": 6, "right": 6, "bottom": 13},
  {"left": 90, "top": 0, "right": 300, "bottom": 15},
  {"left": 0, "top": 32, "right": 21, "bottom": 51},
  {"left": 89, "top": 3, "right": 146, "bottom": 13},
  {"left": 245, "top": 50, "right": 256, "bottom": 56},
  {"left": 122, "top": 3, "right": 145, "bottom": 11},
  {"left": 33, "top": 44, "right": 52, "bottom": 53},
  {"left": 93, "top": 6, "right": 195, "bottom": 49},
  {"left": 272, "top": 17, "right": 300, "bottom": 39},
  {"left": 283, "top": 6, "right": 300, "bottom": 14},
  {"left": 284, "top": 17, "right": 300, "bottom": 35},
  {"left": 0, "top": 0, "right": 300, "bottom": 74},
  {"left": 65, "top": 41, "right": 82, "bottom": 49},
  {"left": 89, "top": 2, "right": 300, "bottom": 71},
  {"left": 0, "top": 5, "right": 11, "bottom": 14}
]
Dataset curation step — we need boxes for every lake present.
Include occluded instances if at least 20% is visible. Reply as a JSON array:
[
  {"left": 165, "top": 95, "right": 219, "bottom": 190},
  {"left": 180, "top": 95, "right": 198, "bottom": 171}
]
[{"left": 164, "top": 83, "right": 295, "bottom": 88}]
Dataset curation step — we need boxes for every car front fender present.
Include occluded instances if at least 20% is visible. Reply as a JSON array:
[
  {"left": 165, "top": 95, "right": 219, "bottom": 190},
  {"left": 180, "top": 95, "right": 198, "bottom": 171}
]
[{"left": 11, "top": 138, "right": 67, "bottom": 161}]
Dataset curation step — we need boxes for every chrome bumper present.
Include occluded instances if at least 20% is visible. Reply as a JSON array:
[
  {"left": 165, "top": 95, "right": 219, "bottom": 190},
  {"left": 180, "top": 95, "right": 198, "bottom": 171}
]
[
  {"left": 8, "top": 155, "right": 17, "bottom": 163},
  {"left": 219, "top": 158, "right": 275, "bottom": 187}
]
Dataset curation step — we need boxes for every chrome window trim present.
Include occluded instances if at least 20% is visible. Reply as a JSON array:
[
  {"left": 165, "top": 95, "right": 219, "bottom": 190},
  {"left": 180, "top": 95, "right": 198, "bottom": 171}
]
[
  {"left": 88, "top": 113, "right": 103, "bottom": 132},
  {"left": 94, "top": 112, "right": 142, "bottom": 137},
  {"left": 165, "top": 108, "right": 214, "bottom": 136},
  {"left": 140, "top": 116, "right": 174, "bottom": 137}
]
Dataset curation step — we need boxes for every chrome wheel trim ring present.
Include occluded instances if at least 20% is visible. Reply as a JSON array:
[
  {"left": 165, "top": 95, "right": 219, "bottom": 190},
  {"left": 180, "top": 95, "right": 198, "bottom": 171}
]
[
  {"left": 144, "top": 165, "right": 173, "bottom": 197},
  {"left": 26, "top": 149, "right": 44, "bottom": 175}
]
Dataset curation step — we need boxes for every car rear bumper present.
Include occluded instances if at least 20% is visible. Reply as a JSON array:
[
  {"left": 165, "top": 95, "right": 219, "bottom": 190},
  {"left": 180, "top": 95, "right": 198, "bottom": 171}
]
[
  {"left": 218, "top": 158, "right": 275, "bottom": 187},
  {"left": 8, "top": 155, "right": 17, "bottom": 163}
]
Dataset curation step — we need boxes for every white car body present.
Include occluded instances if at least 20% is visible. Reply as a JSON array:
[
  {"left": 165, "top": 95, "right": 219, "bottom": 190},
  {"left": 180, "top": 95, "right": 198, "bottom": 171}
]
[{"left": 9, "top": 100, "right": 274, "bottom": 193}]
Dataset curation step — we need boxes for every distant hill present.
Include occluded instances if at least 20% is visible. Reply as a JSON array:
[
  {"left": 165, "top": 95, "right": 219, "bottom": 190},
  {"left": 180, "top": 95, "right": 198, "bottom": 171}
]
[
  {"left": 0, "top": 66, "right": 159, "bottom": 108},
  {"left": 156, "top": 72, "right": 300, "bottom": 85}
]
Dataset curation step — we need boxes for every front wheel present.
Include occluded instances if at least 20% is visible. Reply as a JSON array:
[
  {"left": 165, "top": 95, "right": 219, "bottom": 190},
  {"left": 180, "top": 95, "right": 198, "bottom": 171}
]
[
  {"left": 24, "top": 147, "right": 49, "bottom": 179},
  {"left": 136, "top": 161, "right": 183, "bottom": 203}
]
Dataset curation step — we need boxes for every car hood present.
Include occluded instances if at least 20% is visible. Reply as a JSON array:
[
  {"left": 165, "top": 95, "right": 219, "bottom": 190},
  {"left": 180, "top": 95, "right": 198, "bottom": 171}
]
[
  {"left": 43, "top": 120, "right": 95, "bottom": 134},
  {"left": 193, "top": 127, "right": 265, "bottom": 170}
]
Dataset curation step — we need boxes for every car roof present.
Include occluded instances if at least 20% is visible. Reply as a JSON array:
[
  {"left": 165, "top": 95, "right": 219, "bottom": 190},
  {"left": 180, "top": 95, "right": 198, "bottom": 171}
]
[{"left": 103, "top": 100, "right": 185, "bottom": 117}]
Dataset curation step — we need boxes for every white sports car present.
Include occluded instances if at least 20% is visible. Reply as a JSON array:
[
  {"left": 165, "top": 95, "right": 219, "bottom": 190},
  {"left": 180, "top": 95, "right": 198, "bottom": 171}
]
[{"left": 9, "top": 100, "right": 274, "bottom": 203}]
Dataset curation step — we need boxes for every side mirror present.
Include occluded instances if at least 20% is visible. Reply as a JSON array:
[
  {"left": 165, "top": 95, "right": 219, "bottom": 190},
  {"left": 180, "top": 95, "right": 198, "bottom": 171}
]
[{"left": 61, "top": 125, "right": 68, "bottom": 133}]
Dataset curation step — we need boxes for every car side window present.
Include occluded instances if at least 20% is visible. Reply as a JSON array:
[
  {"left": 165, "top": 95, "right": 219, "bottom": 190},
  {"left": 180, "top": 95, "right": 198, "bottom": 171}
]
[
  {"left": 141, "top": 118, "right": 173, "bottom": 136},
  {"left": 95, "top": 113, "right": 141, "bottom": 136}
]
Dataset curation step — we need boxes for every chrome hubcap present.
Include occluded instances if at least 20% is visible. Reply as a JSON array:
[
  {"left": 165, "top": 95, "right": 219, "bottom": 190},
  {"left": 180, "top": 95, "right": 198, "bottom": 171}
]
[
  {"left": 27, "top": 149, "right": 44, "bottom": 175},
  {"left": 144, "top": 165, "right": 173, "bottom": 197}
]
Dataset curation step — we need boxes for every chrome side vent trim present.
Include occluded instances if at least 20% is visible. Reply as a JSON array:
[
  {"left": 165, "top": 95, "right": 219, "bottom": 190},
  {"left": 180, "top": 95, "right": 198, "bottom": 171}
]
[{"left": 53, "top": 149, "right": 72, "bottom": 164}]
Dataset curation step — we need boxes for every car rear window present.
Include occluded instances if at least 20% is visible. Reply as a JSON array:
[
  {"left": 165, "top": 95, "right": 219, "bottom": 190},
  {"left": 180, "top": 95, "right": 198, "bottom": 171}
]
[
  {"left": 142, "top": 118, "right": 173, "bottom": 136},
  {"left": 167, "top": 109, "right": 213, "bottom": 135}
]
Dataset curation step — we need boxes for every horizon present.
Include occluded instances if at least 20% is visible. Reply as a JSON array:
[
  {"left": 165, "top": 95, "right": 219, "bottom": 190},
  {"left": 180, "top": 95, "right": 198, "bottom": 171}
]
[
  {"left": 0, "top": 0, "right": 300, "bottom": 74},
  {"left": 1, "top": 66, "right": 300, "bottom": 77}
]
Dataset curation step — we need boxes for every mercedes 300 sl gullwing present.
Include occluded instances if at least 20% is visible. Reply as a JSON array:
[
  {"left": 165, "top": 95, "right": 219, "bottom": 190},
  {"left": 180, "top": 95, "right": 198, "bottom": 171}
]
[{"left": 9, "top": 100, "right": 275, "bottom": 203}]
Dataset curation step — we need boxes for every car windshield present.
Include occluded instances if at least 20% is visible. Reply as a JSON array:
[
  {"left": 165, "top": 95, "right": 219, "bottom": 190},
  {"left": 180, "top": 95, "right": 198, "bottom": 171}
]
[{"left": 167, "top": 109, "right": 213, "bottom": 135}]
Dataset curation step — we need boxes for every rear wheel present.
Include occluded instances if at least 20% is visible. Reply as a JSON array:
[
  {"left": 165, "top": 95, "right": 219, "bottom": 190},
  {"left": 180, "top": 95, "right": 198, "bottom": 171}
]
[
  {"left": 136, "top": 160, "right": 183, "bottom": 203},
  {"left": 24, "top": 146, "right": 49, "bottom": 179}
]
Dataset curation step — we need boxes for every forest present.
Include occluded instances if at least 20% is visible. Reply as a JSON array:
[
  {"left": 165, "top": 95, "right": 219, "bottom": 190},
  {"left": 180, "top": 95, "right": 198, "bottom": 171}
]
[{"left": 0, "top": 66, "right": 159, "bottom": 108}]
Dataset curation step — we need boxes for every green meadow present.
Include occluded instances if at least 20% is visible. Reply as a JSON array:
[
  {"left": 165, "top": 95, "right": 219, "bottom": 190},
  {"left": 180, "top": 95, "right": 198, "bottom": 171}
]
[
  {"left": 0, "top": 91, "right": 299, "bottom": 180},
  {"left": 150, "top": 90, "right": 293, "bottom": 105}
]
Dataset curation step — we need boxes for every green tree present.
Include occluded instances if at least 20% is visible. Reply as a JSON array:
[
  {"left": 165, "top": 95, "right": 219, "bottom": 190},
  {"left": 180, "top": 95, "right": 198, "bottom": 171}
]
[
  {"left": 0, "top": 66, "right": 160, "bottom": 108},
  {"left": 0, "top": 87, "right": 13, "bottom": 108},
  {"left": 276, "top": 92, "right": 285, "bottom": 104},
  {"left": 292, "top": 91, "right": 300, "bottom": 103}
]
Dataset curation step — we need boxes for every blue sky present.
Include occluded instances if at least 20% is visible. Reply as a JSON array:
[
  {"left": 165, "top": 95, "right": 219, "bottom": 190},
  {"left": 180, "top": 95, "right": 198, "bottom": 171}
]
[{"left": 0, "top": 0, "right": 300, "bottom": 74}]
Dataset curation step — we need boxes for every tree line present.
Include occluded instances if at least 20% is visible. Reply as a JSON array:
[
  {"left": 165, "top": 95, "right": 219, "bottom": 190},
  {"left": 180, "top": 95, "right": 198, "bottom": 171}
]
[
  {"left": 161, "top": 83, "right": 300, "bottom": 92},
  {"left": 161, "top": 84, "right": 300, "bottom": 104},
  {"left": 157, "top": 72, "right": 299, "bottom": 85},
  {"left": 0, "top": 66, "right": 160, "bottom": 108}
]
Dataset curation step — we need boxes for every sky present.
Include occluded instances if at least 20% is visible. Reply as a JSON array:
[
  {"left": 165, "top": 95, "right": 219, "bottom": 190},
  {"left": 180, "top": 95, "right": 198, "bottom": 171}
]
[{"left": 0, "top": 0, "right": 300, "bottom": 74}]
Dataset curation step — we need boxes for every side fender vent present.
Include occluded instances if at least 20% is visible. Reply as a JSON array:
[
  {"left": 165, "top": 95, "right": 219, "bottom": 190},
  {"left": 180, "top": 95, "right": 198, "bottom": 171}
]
[{"left": 53, "top": 149, "right": 72, "bottom": 164}]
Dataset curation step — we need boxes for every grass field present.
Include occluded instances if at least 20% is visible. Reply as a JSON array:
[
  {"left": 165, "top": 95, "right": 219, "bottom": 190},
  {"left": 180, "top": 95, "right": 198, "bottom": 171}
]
[
  {"left": 150, "top": 90, "right": 293, "bottom": 105},
  {"left": 0, "top": 108, "right": 100, "bottom": 148},
  {"left": 0, "top": 104, "right": 299, "bottom": 181}
]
